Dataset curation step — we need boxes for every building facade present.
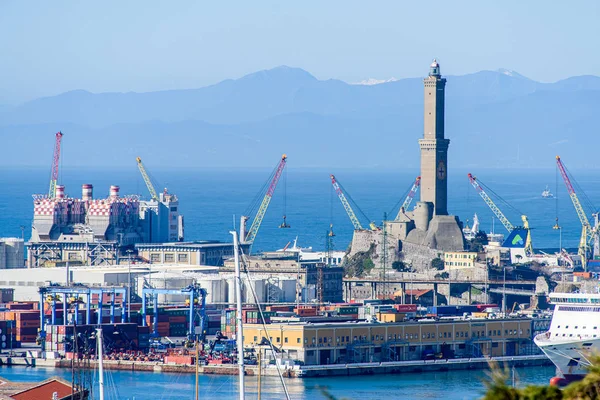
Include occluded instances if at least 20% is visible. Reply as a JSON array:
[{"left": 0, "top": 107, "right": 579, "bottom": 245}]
[{"left": 243, "top": 317, "right": 540, "bottom": 365}]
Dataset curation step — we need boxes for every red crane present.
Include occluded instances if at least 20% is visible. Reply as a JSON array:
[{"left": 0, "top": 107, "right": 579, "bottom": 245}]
[
  {"left": 48, "top": 131, "right": 63, "bottom": 198},
  {"left": 244, "top": 154, "right": 288, "bottom": 243}
]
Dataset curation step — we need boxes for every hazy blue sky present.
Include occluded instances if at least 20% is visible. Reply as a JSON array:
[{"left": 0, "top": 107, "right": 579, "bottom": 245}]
[{"left": 1, "top": 1, "right": 598, "bottom": 104}]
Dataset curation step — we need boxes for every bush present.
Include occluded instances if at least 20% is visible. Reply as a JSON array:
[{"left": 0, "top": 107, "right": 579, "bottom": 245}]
[
  {"left": 431, "top": 257, "right": 445, "bottom": 270},
  {"left": 392, "top": 261, "right": 408, "bottom": 272}
]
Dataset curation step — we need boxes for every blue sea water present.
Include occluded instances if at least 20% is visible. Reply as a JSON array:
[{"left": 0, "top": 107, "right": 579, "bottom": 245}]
[
  {"left": 0, "top": 166, "right": 598, "bottom": 253},
  {"left": 0, "top": 364, "right": 556, "bottom": 400}
]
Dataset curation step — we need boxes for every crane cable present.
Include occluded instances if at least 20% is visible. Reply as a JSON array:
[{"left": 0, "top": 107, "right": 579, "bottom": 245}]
[
  {"left": 335, "top": 179, "right": 373, "bottom": 227},
  {"left": 475, "top": 177, "right": 525, "bottom": 220}
]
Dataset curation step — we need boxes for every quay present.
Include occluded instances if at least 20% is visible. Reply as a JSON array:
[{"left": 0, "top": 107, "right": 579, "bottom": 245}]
[{"left": 0, "top": 354, "right": 550, "bottom": 378}]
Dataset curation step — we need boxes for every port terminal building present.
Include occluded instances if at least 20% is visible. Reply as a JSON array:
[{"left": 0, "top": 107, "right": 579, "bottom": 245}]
[{"left": 243, "top": 316, "right": 548, "bottom": 366}]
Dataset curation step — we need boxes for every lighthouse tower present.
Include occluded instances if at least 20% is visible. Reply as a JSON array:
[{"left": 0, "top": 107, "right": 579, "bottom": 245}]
[{"left": 419, "top": 59, "right": 449, "bottom": 216}]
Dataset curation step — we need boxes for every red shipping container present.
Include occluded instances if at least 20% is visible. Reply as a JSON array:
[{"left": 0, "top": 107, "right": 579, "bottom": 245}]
[{"left": 393, "top": 304, "right": 418, "bottom": 313}]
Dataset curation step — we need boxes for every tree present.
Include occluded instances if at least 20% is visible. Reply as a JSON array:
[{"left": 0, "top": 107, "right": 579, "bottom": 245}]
[
  {"left": 435, "top": 272, "right": 449, "bottom": 279},
  {"left": 392, "top": 261, "right": 408, "bottom": 272},
  {"left": 363, "top": 258, "right": 375, "bottom": 273},
  {"left": 431, "top": 257, "right": 444, "bottom": 270},
  {"left": 469, "top": 230, "right": 489, "bottom": 252}
]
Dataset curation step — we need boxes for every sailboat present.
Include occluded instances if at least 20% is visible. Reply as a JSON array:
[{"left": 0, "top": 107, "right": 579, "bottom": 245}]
[{"left": 542, "top": 185, "right": 553, "bottom": 198}]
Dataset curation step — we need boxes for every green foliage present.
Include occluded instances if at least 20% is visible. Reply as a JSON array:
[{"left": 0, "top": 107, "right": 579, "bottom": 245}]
[
  {"left": 363, "top": 258, "right": 375, "bottom": 272},
  {"left": 392, "top": 261, "right": 408, "bottom": 272},
  {"left": 482, "top": 363, "right": 563, "bottom": 400},
  {"left": 469, "top": 230, "right": 489, "bottom": 252},
  {"left": 431, "top": 257, "right": 445, "bottom": 270},
  {"left": 482, "top": 355, "right": 600, "bottom": 399},
  {"left": 435, "top": 272, "right": 449, "bottom": 279},
  {"left": 562, "top": 356, "right": 600, "bottom": 400},
  {"left": 342, "top": 243, "right": 376, "bottom": 278}
]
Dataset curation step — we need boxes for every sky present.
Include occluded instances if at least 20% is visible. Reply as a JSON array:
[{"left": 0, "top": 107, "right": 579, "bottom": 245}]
[{"left": 1, "top": 1, "right": 599, "bottom": 104}]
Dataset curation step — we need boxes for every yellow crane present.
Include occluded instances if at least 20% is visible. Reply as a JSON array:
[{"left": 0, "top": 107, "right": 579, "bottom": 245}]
[
  {"left": 556, "top": 156, "right": 598, "bottom": 270},
  {"left": 136, "top": 157, "right": 159, "bottom": 201}
]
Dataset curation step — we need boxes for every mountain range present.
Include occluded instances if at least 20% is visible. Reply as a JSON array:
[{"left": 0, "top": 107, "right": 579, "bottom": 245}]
[{"left": 1, "top": 66, "right": 599, "bottom": 169}]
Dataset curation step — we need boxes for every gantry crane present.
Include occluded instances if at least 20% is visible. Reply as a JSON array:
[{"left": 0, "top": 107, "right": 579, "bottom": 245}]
[
  {"left": 555, "top": 155, "right": 598, "bottom": 270},
  {"left": 136, "top": 157, "right": 159, "bottom": 201},
  {"left": 242, "top": 154, "right": 288, "bottom": 243},
  {"left": 330, "top": 174, "right": 377, "bottom": 231},
  {"left": 467, "top": 173, "right": 533, "bottom": 256},
  {"left": 394, "top": 176, "right": 421, "bottom": 220},
  {"left": 48, "top": 131, "right": 63, "bottom": 199}
]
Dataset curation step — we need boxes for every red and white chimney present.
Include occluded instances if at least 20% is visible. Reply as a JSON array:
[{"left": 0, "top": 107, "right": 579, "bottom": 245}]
[
  {"left": 55, "top": 185, "right": 65, "bottom": 199},
  {"left": 82, "top": 184, "right": 93, "bottom": 201},
  {"left": 110, "top": 185, "right": 120, "bottom": 199}
]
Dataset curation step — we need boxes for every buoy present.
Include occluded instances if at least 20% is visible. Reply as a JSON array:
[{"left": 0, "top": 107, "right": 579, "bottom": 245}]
[{"left": 550, "top": 376, "right": 566, "bottom": 387}]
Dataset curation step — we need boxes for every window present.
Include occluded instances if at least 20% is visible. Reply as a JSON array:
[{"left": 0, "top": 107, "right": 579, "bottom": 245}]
[
  {"left": 297, "top": 338, "right": 301, "bottom": 344},
  {"left": 253, "top": 336, "right": 257, "bottom": 342},
  {"left": 150, "top": 253, "right": 161, "bottom": 263},
  {"left": 284, "top": 337, "right": 288, "bottom": 343},
  {"left": 177, "top": 253, "right": 188, "bottom": 263},
  {"left": 164, "top": 253, "right": 175, "bottom": 263}
]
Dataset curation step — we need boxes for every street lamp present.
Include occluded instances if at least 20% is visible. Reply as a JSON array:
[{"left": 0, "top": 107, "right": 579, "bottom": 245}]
[
  {"left": 126, "top": 249, "right": 133, "bottom": 322},
  {"left": 503, "top": 266, "right": 506, "bottom": 314}
]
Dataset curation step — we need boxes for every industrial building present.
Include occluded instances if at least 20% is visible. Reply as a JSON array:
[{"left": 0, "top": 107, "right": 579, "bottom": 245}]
[
  {"left": 222, "top": 252, "right": 344, "bottom": 303},
  {"left": 0, "top": 238, "right": 24, "bottom": 269},
  {"left": 27, "top": 183, "right": 183, "bottom": 268},
  {"left": 135, "top": 241, "right": 250, "bottom": 266},
  {"left": 242, "top": 316, "right": 545, "bottom": 365}
]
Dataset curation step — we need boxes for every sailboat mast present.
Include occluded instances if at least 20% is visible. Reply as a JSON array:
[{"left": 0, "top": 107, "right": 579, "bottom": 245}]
[
  {"left": 97, "top": 328, "right": 105, "bottom": 400},
  {"left": 231, "top": 230, "right": 246, "bottom": 400}
]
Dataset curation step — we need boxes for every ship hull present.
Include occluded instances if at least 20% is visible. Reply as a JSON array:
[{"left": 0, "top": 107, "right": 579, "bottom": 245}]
[{"left": 535, "top": 334, "right": 599, "bottom": 378}]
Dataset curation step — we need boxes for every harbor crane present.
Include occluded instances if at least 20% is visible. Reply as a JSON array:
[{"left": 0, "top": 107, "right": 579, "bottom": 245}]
[
  {"left": 48, "top": 131, "right": 63, "bottom": 199},
  {"left": 330, "top": 174, "right": 377, "bottom": 231},
  {"left": 555, "top": 155, "right": 598, "bottom": 270},
  {"left": 467, "top": 173, "right": 533, "bottom": 256},
  {"left": 136, "top": 157, "right": 159, "bottom": 201},
  {"left": 242, "top": 154, "right": 288, "bottom": 244},
  {"left": 394, "top": 176, "right": 421, "bottom": 220}
]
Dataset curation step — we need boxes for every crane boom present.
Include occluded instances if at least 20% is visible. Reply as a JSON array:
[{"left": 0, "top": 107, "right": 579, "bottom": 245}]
[
  {"left": 48, "top": 131, "right": 63, "bottom": 199},
  {"left": 245, "top": 154, "right": 287, "bottom": 243},
  {"left": 136, "top": 157, "right": 159, "bottom": 201},
  {"left": 556, "top": 156, "right": 592, "bottom": 232},
  {"left": 467, "top": 173, "right": 514, "bottom": 232},
  {"left": 330, "top": 174, "right": 363, "bottom": 231},
  {"left": 395, "top": 176, "right": 421, "bottom": 220},
  {"left": 556, "top": 155, "right": 595, "bottom": 269}
]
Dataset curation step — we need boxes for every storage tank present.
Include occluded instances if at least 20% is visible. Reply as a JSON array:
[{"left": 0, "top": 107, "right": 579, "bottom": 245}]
[
  {"left": 2, "top": 238, "right": 24, "bottom": 269},
  {"left": 142, "top": 271, "right": 195, "bottom": 304},
  {"left": 281, "top": 279, "right": 297, "bottom": 302},
  {"left": 196, "top": 277, "right": 227, "bottom": 303}
]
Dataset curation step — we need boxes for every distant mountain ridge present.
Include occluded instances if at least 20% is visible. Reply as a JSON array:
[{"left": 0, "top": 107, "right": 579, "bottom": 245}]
[{"left": 1, "top": 65, "right": 599, "bottom": 169}]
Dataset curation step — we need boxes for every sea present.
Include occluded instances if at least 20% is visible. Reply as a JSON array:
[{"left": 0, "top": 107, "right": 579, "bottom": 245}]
[
  {"left": 1, "top": 166, "right": 599, "bottom": 252},
  {"left": 0, "top": 364, "right": 557, "bottom": 400},
  {"left": 0, "top": 166, "right": 596, "bottom": 398}
]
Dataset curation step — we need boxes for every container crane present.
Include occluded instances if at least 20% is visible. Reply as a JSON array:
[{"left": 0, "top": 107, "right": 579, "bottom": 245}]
[
  {"left": 136, "top": 157, "right": 159, "bottom": 201},
  {"left": 48, "top": 131, "right": 63, "bottom": 199},
  {"left": 467, "top": 173, "right": 533, "bottom": 256},
  {"left": 394, "top": 176, "right": 421, "bottom": 220},
  {"left": 242, "top": 154, "right": 288, "bottom": 243},
  {"left": 330, "top": 174, "right": 377, "bottom": 231},
  {"left": 555, "top": 155, "right": 598, "bottom": 270}
]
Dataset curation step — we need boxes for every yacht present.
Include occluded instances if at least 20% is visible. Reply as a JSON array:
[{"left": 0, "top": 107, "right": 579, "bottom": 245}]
[
  {"left": 534, "top": 292, "right": 600, "bottom": 385},
  {"left": 542, "top": 186, "right": 554, "bottom": 198}
]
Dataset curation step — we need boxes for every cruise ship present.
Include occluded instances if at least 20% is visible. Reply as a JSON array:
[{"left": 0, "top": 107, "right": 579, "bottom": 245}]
[{"left": 534, "top": 292, "right": 600, "bottom": 385}]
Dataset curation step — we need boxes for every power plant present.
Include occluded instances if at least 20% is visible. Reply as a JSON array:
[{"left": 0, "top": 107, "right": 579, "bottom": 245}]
[{"left": 27, "top": 133, "right": 183, "bottom": 267}]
